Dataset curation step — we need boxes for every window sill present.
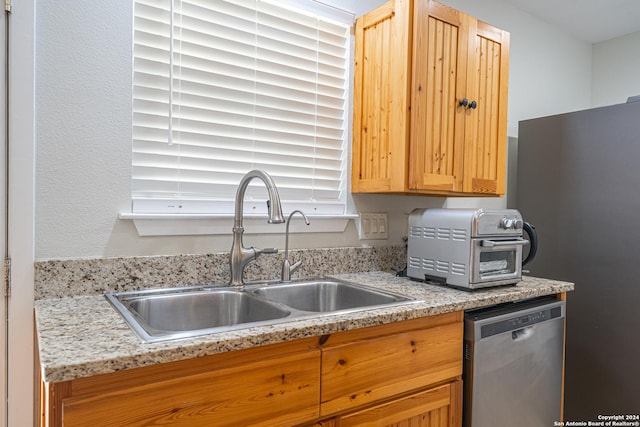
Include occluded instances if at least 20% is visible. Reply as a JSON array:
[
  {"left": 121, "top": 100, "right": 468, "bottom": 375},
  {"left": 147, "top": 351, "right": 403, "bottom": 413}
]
[{"left": 119, "top": 213, "right": 357, "bottom": 237}]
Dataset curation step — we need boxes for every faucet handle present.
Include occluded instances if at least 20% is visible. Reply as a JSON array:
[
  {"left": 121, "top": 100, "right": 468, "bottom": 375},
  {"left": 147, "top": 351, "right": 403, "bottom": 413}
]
[
  {"left": 290, "top": 260, "right": 303, "bottom": 274},
  {"left": 281, "top": 259, "right": 303, "bottom": 282},
  {"left": 255, "top": 247, "right": 278, "bottom": 256}
]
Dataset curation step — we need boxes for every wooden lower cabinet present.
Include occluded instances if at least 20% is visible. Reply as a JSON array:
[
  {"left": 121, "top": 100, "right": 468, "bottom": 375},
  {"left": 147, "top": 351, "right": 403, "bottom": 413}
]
[
  {"left": 39, "top": 313, "right": 463, "bottom": 427},
  {"left": 39, "top": 338, "right": 322, "bottom": 427},
  {"left": 320, "top": 380, "right": 462, "bottom": 427}
]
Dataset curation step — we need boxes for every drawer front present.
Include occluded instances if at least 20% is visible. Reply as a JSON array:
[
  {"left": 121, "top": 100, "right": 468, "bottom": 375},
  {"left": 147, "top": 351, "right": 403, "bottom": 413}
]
[
  {"left": 63, "top": 350, "right": 320, "bottom": 427},
  {"left": 336, "top": 381, "right": 461, "bottom": 427},
  {"left": 320, "top": 321, "right": 462, "bottom": 415}
]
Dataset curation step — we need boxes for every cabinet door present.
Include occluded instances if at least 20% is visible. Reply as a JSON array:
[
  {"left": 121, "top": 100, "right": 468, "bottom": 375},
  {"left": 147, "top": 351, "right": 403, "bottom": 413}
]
[
  {"left": 409, "top": 0, "right": 469, "bottom": 193},
  {"left": 352, "top": 0, "right": 412, "bottom": 193},
  {"left": 462, "top": 20, "right": 510, "bottom": 195},
  {"left": 334, "top": 381, "right": 462, "bottom": 427}
]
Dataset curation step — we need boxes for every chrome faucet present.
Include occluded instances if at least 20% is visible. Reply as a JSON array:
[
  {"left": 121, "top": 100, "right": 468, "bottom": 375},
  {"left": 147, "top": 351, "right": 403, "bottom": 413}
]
[
  {"left": 229, "top": 170, "right": 285, "bottom": 286},
  {"left": 281, "top": 210, "right": 310, "bottom": 282}
]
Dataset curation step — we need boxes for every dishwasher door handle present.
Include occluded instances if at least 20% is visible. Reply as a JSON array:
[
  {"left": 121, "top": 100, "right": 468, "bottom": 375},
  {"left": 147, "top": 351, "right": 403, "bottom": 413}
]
[{"left": 511, "top": 326, "right": 535, "bottom": 341}]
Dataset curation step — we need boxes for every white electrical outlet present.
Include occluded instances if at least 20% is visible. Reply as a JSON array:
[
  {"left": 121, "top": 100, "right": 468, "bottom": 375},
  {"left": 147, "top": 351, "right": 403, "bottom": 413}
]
[{"left": 358, "top": 213, "right": 388, "bottom": 240}]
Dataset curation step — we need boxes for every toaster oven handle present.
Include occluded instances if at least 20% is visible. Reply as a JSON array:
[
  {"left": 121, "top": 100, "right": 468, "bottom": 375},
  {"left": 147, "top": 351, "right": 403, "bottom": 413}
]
[{"left": 481, "top": 239, "right": 529, "bottom": 248}]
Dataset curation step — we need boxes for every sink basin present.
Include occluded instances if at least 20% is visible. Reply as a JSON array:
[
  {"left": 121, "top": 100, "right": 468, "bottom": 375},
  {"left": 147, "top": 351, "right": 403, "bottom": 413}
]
[
  {"left": 252, "top": 280, "right": 408, "bottom": 312},
  {"left": 106, "top": 278, "right": 420, "bottom": 343},
  {"left": 106, "top": 287, "right": 291, "bottom": 342}
]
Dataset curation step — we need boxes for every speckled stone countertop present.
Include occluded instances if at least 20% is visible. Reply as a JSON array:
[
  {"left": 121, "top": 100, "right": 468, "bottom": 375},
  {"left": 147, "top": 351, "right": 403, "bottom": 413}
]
[{"left": 35, "top": 271, "right": 574, "bottom": 383}]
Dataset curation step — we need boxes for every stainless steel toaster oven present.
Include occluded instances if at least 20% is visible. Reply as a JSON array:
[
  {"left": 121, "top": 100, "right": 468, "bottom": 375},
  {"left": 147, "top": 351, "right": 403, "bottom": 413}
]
[{"left": 407, "top": 208, "right": 537, "bottom": 290}]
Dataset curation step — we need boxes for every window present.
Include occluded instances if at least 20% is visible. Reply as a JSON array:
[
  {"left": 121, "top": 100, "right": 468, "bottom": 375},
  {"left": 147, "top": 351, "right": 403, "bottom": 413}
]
[{"left": 131, "top": 0, "right": 351, "bottom": 218}]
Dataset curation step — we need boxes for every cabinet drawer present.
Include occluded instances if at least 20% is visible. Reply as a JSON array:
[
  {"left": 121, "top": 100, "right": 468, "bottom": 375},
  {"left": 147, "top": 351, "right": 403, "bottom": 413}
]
[
  {"left": 336, "top": 380, "right": 462, "bottom": 427},
  {"left": 62, "top": 349, "right": 320, "bottom": 427},
  {"left": 320, "top": 317, "right": 462, "bottom": 415}
]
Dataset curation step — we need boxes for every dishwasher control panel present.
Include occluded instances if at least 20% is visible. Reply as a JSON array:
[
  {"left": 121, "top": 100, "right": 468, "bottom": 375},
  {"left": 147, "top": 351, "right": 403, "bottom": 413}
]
[{"left": 479, "top": 305, "right": 563, "bottom": 338}]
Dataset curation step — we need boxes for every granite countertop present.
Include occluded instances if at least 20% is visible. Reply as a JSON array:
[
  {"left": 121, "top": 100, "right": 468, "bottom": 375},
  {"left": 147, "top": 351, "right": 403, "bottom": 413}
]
[{"left": 35, "top": 271, "right": 574, "bottom": 383}]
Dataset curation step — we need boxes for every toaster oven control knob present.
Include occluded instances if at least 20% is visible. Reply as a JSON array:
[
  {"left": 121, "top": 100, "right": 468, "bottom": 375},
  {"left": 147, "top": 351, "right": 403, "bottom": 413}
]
[{"left": 501, "top": 218, "right": 514, "bottom": 229}]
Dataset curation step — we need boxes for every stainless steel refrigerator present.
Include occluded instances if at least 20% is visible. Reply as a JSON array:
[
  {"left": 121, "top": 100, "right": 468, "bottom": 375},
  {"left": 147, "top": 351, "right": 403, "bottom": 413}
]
[{"left": 515, "top": 100, "right": 640, "bottom": 419}]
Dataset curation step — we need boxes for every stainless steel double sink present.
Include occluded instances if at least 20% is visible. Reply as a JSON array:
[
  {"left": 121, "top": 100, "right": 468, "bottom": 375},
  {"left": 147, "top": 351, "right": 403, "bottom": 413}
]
[{"left": 106, "top": 278, "right": 420, "bottom": 343}]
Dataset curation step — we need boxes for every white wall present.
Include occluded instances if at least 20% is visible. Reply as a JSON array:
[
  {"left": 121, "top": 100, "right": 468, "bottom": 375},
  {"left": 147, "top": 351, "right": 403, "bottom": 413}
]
[
  {"left": 439, "top": 0, "right": 593, "bottom": 135},
  {"left": 36, "top": 1, "right": 133, "bottom": 258},
  {"left": 591, "top": 31, "right": 640, "bottom": 107},
  {"left": 35, "top": 0, "right": 594, "bottom": 260},
  {"left": 318, "top": 0, "right": 386, "bottom": 18}
]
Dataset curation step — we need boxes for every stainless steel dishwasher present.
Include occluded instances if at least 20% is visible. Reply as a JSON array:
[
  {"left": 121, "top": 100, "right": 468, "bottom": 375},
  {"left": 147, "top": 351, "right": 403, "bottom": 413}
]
[{"left": 463, "top": 296, "right": 565, "bottom": 427}]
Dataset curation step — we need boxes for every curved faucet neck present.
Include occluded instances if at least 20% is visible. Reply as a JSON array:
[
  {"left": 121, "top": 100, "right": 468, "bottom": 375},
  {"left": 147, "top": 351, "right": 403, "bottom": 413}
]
[
  {"left": 284, "top": 210, "right": 310, "bottom": 261},
  {"left": 234, "top": 170, "right": 284, "bottom": 228},
  {"left": 281, "top": 210, "right": 310, "bottom": 281}
]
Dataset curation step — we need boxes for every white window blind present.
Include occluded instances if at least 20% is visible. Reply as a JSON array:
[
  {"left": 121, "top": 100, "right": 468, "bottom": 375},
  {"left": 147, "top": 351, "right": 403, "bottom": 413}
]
[{"left": 132, "top": 0, "right": 350, "bottom": 216}]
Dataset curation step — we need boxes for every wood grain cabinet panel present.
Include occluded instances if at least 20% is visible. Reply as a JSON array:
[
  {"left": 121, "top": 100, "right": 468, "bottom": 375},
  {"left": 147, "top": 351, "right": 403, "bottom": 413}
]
[
  {"left": 463, "top": 20, "right": 510, "bottom": 195},
  {"left": 333, "top": 380, "right": 463, "bottom": 427},
  {"left": 409, "top": 1, "right": 468, "bottom": 194},
  {"left": 352, "top": 0, "right": 413, "bottom": 193}
]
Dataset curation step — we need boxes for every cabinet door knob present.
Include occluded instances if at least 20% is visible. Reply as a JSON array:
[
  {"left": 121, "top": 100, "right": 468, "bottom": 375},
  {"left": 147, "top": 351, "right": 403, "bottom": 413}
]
[
  {"left": 459, "top": 98, "right": 468, "bottom": 107},
  {"left": 468, "top": 100, "right": 477, "bottom": 109}
]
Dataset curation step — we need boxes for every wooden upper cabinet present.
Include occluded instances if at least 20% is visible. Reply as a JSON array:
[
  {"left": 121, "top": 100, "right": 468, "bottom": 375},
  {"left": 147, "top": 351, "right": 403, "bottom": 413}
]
[
  {"left": 352, "top": 0, "right": 413, "bottom": 193},
  {"left": 352, "top": 0, "right": 510, "bottom": 196}
]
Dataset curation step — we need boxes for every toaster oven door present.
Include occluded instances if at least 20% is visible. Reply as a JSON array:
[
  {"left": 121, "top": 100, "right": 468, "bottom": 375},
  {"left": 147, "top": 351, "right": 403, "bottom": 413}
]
[{"left": 470, "top": 238, "right": 528, "bottom": 286}]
